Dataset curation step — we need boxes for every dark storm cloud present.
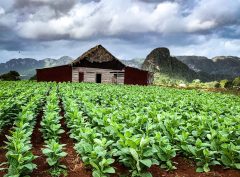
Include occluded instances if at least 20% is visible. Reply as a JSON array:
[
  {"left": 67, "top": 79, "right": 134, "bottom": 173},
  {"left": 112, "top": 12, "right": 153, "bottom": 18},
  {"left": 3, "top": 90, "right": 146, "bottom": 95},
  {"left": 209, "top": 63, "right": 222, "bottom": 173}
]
[
  {"left": 0, "top": 25, "right": 26, "bottom": 51},
  {"left": 13, "top": 0, "right": 76, "bottom": 13},
  {"left": 215, "top": 26, "right": 240, "bottom": 39}
]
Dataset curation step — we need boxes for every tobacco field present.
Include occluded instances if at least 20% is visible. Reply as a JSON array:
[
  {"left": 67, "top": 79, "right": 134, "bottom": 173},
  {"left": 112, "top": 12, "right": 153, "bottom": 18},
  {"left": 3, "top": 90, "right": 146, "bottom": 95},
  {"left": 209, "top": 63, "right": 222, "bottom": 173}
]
[{"left": 0, "top": 81, "right": 239, "bottom": 177}]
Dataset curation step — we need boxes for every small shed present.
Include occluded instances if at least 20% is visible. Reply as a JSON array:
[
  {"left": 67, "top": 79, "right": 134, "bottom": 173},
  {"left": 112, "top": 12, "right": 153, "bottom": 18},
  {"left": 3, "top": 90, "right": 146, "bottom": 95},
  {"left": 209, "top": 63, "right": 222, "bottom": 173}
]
[{"left": 37, "top": 45, "right": 152, "bottom": 85}]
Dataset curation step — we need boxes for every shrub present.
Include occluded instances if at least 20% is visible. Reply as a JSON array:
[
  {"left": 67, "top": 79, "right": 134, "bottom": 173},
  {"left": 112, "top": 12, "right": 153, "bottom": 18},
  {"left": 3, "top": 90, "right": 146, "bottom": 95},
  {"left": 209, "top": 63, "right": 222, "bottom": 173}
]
[
  {"left": 233, "top": 77, "right": 240, "bottom": 87},
  {"left": 220, "top": 80, "right": 232, "bottom": 88},
  {"left": 214, "top": 82, "right": 221, "bottom": 88},
  {"left": 0, "top": 71, "right": 20, "bottom": 81}
]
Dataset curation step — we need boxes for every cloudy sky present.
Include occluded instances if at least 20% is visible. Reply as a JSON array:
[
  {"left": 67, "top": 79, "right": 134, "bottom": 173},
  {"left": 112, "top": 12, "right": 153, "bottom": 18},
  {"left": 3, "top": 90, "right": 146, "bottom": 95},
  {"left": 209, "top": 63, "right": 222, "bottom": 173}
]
[{"left": 0, "top": 0, "right": 240, "bottom": 62}]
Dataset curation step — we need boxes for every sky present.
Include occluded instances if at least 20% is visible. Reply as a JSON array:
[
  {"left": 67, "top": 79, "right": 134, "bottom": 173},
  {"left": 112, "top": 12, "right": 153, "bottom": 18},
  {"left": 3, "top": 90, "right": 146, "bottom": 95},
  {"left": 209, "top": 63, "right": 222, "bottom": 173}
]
[{"left": 0, "top": 0, "right": 240, "bottom": 62}]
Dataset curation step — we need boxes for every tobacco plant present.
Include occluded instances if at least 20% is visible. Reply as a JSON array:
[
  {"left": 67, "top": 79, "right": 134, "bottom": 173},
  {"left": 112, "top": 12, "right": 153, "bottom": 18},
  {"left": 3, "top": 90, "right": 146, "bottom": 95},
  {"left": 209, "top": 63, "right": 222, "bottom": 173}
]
[
  {"left": 152, "top": 132, "right": 177, "bottom": 170},
  {"left": 42, "top": 139, "right": 67, "bottom": 177},
  {"left": 113, "top": 131, "right": 158, "bottom": 177},
  {"left": 75, "top": 138, "right": 115, "bottom": 177}
]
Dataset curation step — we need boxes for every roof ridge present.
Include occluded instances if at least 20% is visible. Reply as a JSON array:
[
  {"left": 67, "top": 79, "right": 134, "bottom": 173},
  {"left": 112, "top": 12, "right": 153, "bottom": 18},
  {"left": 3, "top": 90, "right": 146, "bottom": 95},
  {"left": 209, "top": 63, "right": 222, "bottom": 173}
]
[{"left": 71, "top": 45, "right": 125, "bottom": 66}]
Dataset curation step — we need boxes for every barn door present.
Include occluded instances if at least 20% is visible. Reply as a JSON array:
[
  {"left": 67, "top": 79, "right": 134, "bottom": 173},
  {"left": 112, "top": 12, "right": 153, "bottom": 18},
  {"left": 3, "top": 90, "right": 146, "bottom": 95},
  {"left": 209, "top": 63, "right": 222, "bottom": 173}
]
[
  {"left": 79, "top": 72, "right": 84, "bottom": 82},
  {"left": 96, "top": 74, "right": 102, "bottom": 83}
]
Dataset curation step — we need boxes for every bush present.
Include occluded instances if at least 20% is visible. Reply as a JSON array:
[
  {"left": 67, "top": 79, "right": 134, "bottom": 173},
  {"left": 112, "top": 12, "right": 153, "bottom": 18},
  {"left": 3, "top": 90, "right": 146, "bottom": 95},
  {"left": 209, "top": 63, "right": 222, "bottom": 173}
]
[
  {"left": 214, "top": 82, "right": 221, "bottom": 88},
  {"left": 233, "top": 77, "right": 240, "bottom": 87},
  {"left": 0, "top": 71, "right": 20, "bottom": 81},
  {"left": 220, "top": 79, "right": 232, "bottom": 88}
]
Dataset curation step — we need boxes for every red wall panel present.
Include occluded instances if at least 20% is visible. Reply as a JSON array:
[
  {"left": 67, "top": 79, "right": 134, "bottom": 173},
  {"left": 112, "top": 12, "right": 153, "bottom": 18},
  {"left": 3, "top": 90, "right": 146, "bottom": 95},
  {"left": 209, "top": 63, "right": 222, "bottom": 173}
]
[
  {"left": 37, "top": 65, "right": 72, "bottom": 82},
  {"left": 124, "top": 67, "right": 149, "bottom": 86}
]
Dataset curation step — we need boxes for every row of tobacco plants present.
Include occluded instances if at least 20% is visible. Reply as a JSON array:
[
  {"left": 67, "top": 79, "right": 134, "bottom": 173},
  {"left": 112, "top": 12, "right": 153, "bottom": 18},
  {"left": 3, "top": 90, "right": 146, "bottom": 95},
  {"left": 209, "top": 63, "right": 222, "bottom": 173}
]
[
  {"left": 41, "top": 84, "right": 67, "bottom": 177},
  {"left": 0, "top": 82, "right": 48, "bottom": 176}
]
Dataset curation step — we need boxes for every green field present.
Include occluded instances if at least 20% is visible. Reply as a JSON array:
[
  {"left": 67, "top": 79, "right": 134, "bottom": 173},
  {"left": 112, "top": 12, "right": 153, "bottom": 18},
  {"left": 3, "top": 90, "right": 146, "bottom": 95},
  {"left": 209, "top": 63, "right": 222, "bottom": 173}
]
[{"left": 0, "top": 81, "right": 239, "bottom": 177}]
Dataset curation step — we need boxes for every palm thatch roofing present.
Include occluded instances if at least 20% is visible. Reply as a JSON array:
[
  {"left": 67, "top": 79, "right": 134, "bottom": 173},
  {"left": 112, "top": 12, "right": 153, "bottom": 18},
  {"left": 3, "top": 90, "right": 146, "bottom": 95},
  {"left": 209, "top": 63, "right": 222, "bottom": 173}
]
[
  {"left": 71, "top": 45, "right": 126, "bottom": 70},
  {"left": 71, "top": 45, "right": 125, "bottom": 65}
]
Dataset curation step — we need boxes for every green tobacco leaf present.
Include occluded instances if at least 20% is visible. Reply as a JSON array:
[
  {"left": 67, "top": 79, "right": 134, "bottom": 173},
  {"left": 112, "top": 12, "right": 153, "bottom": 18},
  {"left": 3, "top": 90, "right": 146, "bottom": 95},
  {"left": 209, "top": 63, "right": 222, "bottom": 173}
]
[
  {"left": 203, "top": 164, "right": 210, "bottom": 172},
  {"left": 106, "top": 158, "right": 115, "bottom": 165},
  {"left": 129, "top": 148, "right": 139, "bottom": 162},
  {"left": 140, "top": 159, "right": 152, "bottom": 168},
  {"left": 58, "top": 152, "right": 67, "bottom": 157},
  {"left": 235, "top": 163, "right": 240, "bottom": 169},
  {"left": 209, "top": 160, "right": 220, "bottom": 166},
  {"left": 143, "top": 149, "right": 154, "bottom": 157},
  {"left": 221, "top": 155, "right": 231, "bottom": 165},
  {"left": 90, "top": 161, "right": 100, "bottom": 171},
  {"left": 47, "top": 158, "right": 57, "bottom": 166},
  {"left": 196, "top": 167, "right": 204, "bottom": 172},
  {"left": 92, "top": 171, "right": 101, "bottom": 177},
  {"left": 23, "top": 163, "right": 37, "bottom": 171},
  {"left": 206, "top": 134, "right": 211, "bottom": 140},
  {"left": 94, "top": 139, "right": 102, "bottom": 145},
  {"left": 42, "top": 148, "right": 52, "bottom": 155},
  {"left": 103, "top": 167, "right": 115, "bottom": 173}
]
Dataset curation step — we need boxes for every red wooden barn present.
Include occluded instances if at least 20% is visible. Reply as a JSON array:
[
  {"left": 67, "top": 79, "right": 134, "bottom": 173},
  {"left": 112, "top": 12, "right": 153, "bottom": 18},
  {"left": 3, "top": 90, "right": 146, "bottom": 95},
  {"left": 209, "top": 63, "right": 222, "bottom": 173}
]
[{"left": 36, "top": 45, "right": 152, "bottom": 85}]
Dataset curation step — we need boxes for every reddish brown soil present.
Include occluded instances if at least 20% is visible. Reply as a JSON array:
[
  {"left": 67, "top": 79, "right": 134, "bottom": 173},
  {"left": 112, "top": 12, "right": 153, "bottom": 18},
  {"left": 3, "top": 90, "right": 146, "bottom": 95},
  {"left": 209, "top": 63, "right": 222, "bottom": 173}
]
[
  {"left": 0, "top": 125, "right": 11, "bottom": 177},
  {"left": 59, "top": 101, "right": 92, "bottom": 177},
  {"left": 148, "top": 156, "right": 240, "bottom": 177},
  {"left": 112, "top": 162, "right": 129, "bottom": 177},
  {"left": 31, "top": 110, "right": 50, "bottom": 177}
]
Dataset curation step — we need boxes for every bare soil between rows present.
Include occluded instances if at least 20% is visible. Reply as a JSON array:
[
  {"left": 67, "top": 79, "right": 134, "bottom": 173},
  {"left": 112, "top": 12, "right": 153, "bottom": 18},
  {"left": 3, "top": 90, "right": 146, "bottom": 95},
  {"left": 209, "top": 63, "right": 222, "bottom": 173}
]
[
  {"left": 59, "top": 101, "right": 92, "bottom": 177},
  {"left": 0, "top": 125, "right": 11, "bottom": 177},
  {"left": 148, "top": 156, "right": 240, "bottom": 177},
  {"left": 31, "top": 110, "right": 50, "bottom": 177}
]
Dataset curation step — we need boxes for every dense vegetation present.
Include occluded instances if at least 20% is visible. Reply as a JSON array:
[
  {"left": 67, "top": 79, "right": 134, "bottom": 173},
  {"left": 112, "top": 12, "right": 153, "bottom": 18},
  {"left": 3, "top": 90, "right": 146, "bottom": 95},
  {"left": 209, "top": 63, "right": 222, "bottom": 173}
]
[
  {"left": 0, "top": 81, "right": 239, "bottom": 177},
  {"left": 154, "top": 73, "right": 240, "bottom": 90},
  {"left": 0, "top": 71, "right": 20, "bottom": 81}
]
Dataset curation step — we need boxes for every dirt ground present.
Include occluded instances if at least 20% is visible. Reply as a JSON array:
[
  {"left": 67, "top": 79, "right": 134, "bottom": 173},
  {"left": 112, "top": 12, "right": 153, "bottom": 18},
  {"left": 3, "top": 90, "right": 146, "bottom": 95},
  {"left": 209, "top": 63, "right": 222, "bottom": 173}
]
[{"left": 0, "top": 125, "right": 11, "bottom": 177}]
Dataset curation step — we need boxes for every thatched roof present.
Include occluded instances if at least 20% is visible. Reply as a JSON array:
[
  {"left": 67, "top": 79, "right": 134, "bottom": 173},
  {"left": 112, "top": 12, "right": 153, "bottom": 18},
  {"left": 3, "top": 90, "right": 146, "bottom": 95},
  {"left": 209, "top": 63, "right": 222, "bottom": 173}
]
[{"left": 71, "top": 45, "right": 124, "bottom": 65}]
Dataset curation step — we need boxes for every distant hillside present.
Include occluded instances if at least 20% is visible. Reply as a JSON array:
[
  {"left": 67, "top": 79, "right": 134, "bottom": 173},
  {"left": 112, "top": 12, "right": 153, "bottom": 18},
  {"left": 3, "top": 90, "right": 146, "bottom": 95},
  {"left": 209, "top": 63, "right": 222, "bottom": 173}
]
[
  {"left": 125, "top": 54, "right": 240, "bottom": 82},
  {"left": 0, "top": 56, "right": 73, "bottom": 79},
  {"left": 176, "top": 56, "right": 240, "bottom": 80},
  {"left": 142, "top": 48, "right": 199, "bottom": 82},
  {"left": 1, "top": 53, "right": 239, "bottom": 82},
  {"left": 121, "top": 58, "right": 145, "bottom": 68}
]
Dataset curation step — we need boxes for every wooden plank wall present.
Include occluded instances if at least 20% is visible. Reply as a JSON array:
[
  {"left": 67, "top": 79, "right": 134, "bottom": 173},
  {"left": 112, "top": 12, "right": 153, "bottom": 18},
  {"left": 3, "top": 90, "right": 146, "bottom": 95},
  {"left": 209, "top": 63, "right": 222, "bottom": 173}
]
[{"left": 72, "top": 67, "right": 125, "bottom": 84}]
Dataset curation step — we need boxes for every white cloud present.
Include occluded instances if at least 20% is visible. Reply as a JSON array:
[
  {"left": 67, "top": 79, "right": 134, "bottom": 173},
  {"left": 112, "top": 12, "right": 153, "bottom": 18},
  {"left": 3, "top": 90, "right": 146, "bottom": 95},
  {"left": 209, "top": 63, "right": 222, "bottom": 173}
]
[
  {"left": 17, "top": 0, "right": 185, "bottom": 39},
  {"left": 171, "top": 37, "right": 240, "bottom": 58},
  {"left": 185, "top": 0, "right": 240, "bottom": 32},
  {"left": 14, "top": 0, "right": 240, "bottom": 40},
  {"left": 0, "top": 6, "right": 5, "bottom": 15}
]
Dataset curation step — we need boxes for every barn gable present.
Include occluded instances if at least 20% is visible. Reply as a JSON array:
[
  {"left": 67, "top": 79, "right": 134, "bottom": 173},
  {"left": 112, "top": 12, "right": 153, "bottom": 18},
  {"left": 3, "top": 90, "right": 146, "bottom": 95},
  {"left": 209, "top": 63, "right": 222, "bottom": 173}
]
[{"left": 71, "top": 45, "right": 125, "bottom": 70}]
